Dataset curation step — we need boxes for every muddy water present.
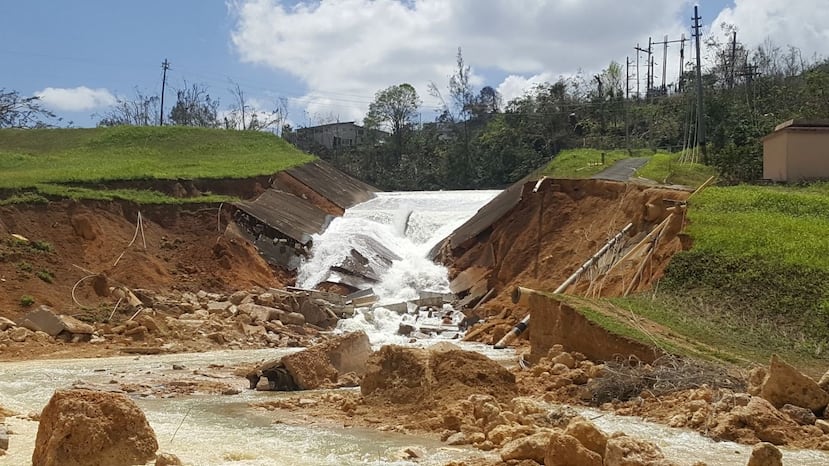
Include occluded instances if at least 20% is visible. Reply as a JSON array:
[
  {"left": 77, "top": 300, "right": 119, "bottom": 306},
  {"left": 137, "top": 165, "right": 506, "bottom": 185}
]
[
  {"left": 0, "top": 349, "right": 495, "bottom": 465},
  {"left": 4, "top": 348, "right": 829, "bottom": 465}
]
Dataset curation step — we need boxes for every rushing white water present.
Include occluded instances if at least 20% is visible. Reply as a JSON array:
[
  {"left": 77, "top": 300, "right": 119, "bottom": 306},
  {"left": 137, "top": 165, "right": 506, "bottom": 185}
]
[{"left": 297, "top": 190, "right": 500, "bottom": 345}]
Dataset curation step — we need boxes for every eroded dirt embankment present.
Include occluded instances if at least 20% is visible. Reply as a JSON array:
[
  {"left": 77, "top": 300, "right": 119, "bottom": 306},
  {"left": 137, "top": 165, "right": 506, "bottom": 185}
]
[{"left": 440, "top": 179, "right": 691, "bottom": 344}]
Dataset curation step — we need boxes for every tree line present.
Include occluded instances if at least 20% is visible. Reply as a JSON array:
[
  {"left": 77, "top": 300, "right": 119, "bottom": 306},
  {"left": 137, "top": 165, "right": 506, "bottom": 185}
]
[{"left": 3, "top": 30, "right": 827, "bottom": 188}]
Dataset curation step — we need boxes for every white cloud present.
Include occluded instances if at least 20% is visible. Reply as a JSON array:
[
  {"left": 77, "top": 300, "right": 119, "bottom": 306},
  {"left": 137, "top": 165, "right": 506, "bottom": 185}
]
[
  {"left": 229, "top": 0, "right": 692, "bottom": 120},
  {"left": 711, "top": 0, "right": 829, "bottom": 62},
  {"left": 497, "top": 73, "right": 554, "bottom": 104},
  {"left": 34, "top": 86, "right": 117, "bottom": 112}
]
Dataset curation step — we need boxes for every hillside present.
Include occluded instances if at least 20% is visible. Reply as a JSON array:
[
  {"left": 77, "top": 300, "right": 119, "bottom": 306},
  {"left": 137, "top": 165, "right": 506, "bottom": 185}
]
[{"left": 0, "top": 126, "right": 314, "bottom": 204}]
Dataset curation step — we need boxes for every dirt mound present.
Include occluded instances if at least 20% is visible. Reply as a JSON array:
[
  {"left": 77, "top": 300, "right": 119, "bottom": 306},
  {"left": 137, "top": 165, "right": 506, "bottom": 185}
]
[
  {"left": 445, "top": 179, "right": 690, "bottom": 342},
  {"left": 33, "top": 389, "right": 158, "bottom": 466},
  {"left": 0, "top": 200, "right": 286, "bottom": 322},
  {"left": 361, "top": 345, "right": 516, "bottom": 405}
]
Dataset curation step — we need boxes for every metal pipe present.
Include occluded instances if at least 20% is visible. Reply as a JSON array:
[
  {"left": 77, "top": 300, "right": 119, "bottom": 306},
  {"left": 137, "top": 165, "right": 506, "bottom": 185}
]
[{"left": 493, "top": 222, "right": 634, "bottom": 349}]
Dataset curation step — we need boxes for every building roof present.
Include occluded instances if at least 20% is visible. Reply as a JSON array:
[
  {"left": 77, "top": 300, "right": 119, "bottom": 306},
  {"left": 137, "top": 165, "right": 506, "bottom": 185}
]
[{"left": 773, "top": 119, "right": 829, "bottom": 132}]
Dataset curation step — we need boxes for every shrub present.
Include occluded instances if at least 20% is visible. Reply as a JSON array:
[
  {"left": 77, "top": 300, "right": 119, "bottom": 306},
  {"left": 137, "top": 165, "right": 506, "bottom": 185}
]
[{"left": 20, "top": 295, "right": 35, "bottom": 306}]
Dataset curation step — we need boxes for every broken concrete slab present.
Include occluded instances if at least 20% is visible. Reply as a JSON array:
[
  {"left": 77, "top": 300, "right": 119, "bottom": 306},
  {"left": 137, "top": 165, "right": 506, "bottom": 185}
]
[
  {"left": 18, "top": 306, "right": 65, "bottom": 336},
  {"left": 449, "top": 267, "right": 491, "bottom": 295}
]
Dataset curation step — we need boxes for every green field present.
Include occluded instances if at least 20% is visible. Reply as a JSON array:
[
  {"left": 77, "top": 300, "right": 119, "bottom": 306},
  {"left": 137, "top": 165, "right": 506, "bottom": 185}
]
[
  {"left": 0, "top": 126, "right": 313, "bottom": 203},
  {"left": 635, "top": 153, "right": 717, "bottom": 187}
]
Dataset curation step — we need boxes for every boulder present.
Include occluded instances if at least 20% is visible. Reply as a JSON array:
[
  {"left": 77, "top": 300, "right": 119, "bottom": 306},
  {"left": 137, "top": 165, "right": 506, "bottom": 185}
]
[
  {"left": 487, "top": 424, "right": 536, "bottom": 447},
  {"left": 32, "top": 389, "right": 158, "bottom": 466},
  {"left": 564, "top": 419, "right": 607, "bottom": 458},
  {"left": 0, "top": 425, "right": 8, "bottom": 451},
  {"left": 818, "top": 367, "right": 829, "bottom": 393},
  {"left": 8, "top": 327, "right": 31, "bottom": 342},
  {"left": 746, "top": 442, "right": 782, "bottom": 466},
  {"left": 604, "top": 433, "right": 675, "bottom": 466},
  {"left": 205, "top": 301, "right": 232, "bottom": 314},
  {"left": 361, "top": 344, "right": 516, "bottom": 404},
  {"left": 544, "top": 431, "right": 602, "bottom": 466},
  {"left": 280, "top": 312, "right": 306, "bottom": 326},
  {"left": 229, "top": 291, "right": 249, "bottom": 305},
  {"left": 779, "top": 404, "right": 816, "bottom": 426},
  {"left": 500, "top": 431, "right": 552, "bottom": 463},
  {"left": 759, "top": 355, "right": 829, "bottom": 411},
  {"left": 299, "top": 300, "right": 336, "bottom": 328},
  {"left": 18, "top": 306, "right": 65, "bottom": 336},
  {"left": 58, "top": 315, "right": 94, "bottom": 335},
  {"left": 0, "top": 317, "right": 16, "bottom": 331},
  {"left": 155, "top": 452, "right": 183, "bottom": 466},
  {"left": 282, "top": 331, "right": 372, "bottom": 390},
  {"left": 709, "top": 397, "right": 797, "bottom": 445}
]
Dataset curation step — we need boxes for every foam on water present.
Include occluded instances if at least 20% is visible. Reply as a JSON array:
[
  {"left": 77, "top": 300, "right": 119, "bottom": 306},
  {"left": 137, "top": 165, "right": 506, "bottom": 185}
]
[{"left": 297, "top": 190, "right": 500, "bottom": 344}]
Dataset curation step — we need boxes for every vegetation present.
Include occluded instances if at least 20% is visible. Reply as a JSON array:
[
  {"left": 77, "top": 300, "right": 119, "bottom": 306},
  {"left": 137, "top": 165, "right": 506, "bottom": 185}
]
[
  {"left": 636, "top": 183, "right": 829, "bottom": 369},
  {"left": 0, "top": 125, "right": 313, "bottom": 204},
  {"left": 542, "top": 148, "right": 650, "bottom": 179},
  {"left": 635, "top": 153, "right": 717, "bottom": 187},
  {"left": 20, "top": 295, "right": 34, "bottom": 307},
  {"left": 36, "top": 270, "right": 54, "bottom": 283}
]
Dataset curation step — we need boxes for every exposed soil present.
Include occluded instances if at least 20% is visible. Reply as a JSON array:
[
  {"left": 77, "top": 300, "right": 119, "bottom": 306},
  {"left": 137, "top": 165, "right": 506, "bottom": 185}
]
[{"left": 444, "top": 179, "right": 691, "bottom": 343}]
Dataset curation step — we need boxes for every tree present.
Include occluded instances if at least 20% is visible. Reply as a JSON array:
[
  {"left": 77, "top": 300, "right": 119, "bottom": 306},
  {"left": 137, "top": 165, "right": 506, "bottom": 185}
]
[
  {"left": 224, "top": 80, "right": 288, "bottom": 132},
  {"left": 96, "top": 88, "right": 159, "bottom": 126},
  {"left": 364, "top": 83, "right": 421, "bottom": 163},
  {"left": 0, "top": 89, "right": 56, "bottom": 128},
  {"left": 168, "top": 81, "right": 220, "bottom": 127}
]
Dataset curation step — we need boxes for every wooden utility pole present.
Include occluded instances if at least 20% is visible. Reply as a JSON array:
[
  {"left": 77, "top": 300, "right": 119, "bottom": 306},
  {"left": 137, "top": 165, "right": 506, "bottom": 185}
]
[
  {"left": 625, "top": 56, "right": 631, "bottom": 150},
  {"left": 678, "top": 34, "right": 686, "bottom": 92},
  {"left": 692, "top": 6, "right": 707, "bottom": 163},
  {"left": 729, "top": 31, "right": 738, "bottom": 89},
  {"left": 661, "top": 34, "right": 669, "bottom": 90},
  {"left": 159, "top": 59, "right": 170, "bottom": 126}
]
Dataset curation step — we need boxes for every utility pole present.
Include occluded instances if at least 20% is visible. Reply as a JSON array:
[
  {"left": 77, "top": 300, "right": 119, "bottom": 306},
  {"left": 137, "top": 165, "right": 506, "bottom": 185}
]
[
  {"left": 159, "top": 59, "right": 170, "bottom": 126},
  {"left": 678, "top": 34, "right": 686, "bottom": 92},
  {"left": 729, "top": 31, "right": 738, "bottom": 89},
  {"left": 661, "top": 34, "right": 668, "bottom": 91},
  {"left": 625, "top": 56, "right": 631, "bottom": 150},
  {"left": 692, "top": 6, "right": 706, "bottom": 163},
  {"left": 635, "top": 41, "right": 652, "bottom": 98},
  {"left": 595, "top": 74, "right": 604, "bottom": 149},
  {"left": 635, "top": 43, "right": 641, "bottom": 98}
]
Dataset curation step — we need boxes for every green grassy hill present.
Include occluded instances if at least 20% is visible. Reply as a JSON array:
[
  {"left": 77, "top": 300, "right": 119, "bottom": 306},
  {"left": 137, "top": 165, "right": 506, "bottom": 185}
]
[{"left": 0, "top": 126, "right": 313, "bottom": 204}]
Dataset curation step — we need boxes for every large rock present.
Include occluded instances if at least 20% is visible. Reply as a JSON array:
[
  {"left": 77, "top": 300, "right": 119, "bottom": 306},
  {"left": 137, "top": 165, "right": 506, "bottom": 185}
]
[
  {"left": 759, "top": 355, "right": 829, "bottom": 411},
  {"left": 746, "top": 442, "right": 783, "bottom": 466},
  {"left": 500, "top": 431, "right": 552, "bottom": 463},
  {"left": 0, "top": 316, "right": 16, "bottom": 331},
  {"left": 299, "top": 299, "right": 337, "bottom": 328},
  {"left": 709, "top": 397, "right": 797, "bottom": 445},
  {"left": 604, "top": 433, "right": 675, "bottom": 466},
  {"left": 32, "top": 389, "right": 158, "bottom": 466},
  {"left": 544, "top": 431, "right": 602, "bottom": 466},
  {"left": 564, "top": 419, "right": 607, "bottom": 458},
  {"left": 58, "top": 315, "right": 94, "bottom": 335},
  {"left": 361, "top": 345, "right": 516, "bottom": 404},
  {"left": 281, "top": 331, "right": 372, "bottom": 390},
  {"left": 779, "top": 404, "right": 816, "bottom": 426},
  {"left": 18, "top": 306, "right": 65, "bottom": 336}
]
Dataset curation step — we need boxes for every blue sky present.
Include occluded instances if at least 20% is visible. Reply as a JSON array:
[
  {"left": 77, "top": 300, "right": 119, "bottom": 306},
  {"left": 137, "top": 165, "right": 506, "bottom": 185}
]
[{"left": 3, "top": 0, "right": 824, "bottom": 128}]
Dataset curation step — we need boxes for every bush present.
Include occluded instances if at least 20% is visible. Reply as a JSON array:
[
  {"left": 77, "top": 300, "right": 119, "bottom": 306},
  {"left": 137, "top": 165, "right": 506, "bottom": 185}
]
[
  {"left": 20, "top": 295, "right": 35, "bottom": 307},
  {"left": 36, "top": 270, "right": 54, "bottom": 283}
]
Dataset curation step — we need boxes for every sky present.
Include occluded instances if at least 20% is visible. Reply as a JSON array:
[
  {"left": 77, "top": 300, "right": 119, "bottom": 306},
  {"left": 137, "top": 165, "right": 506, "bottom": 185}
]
[{"left": 2, "top": 0, "right": 828, "bottom": 129}]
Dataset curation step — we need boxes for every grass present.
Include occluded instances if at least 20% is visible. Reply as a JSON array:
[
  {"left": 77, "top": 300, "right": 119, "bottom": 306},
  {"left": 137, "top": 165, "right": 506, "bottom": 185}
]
[
  {"left": 613, "top": 294, "right": 828, "bottom": 373},
  {"left": 650, "top": 182, "right": 829, "bottom": 370},
  {"left": 542, "top": 149, "right": 635, "bottom": 178},
  {"left": 0, "top": 126, "right": 314, "bottom": 204},
  {"left": 635, "top": 153, "right": 717, "bottom": 187}
]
